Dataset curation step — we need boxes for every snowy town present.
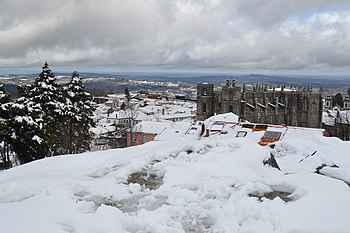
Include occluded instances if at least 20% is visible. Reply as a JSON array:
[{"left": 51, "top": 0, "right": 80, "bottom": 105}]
[
  {"left": 88, "top": 83, "right": 350, "bottom": 152},
  {"left": 1, "top": 1, "right": 350, "bottom": 232}
]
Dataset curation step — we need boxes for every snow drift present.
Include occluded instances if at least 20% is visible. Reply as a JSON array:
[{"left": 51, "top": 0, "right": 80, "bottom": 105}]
[{"left": 1, "top": 130, "right": 350, "bottom": 233}]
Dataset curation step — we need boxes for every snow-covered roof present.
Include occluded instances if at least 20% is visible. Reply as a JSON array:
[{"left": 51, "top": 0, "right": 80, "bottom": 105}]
[
  {"left": 133, "top": 121, "right": 171, "bottom": 134},
  {"left": 322, "top": 111, "right": 336, "bottom": 126},
  {"left": 154, "top": 121, "right": 191, "bottom": 141},
  {"left": 107, "top": 109, "right": 140, "bottom": 119},
  {"left": 160, "top": 113, "right": 194, "bottom": 120},
  {"left": 323, "top": 110, "right": 350, "bottom": 125},
  {"left": 139, "top": 105, "right": 159, "bottom": 114},
  {"left": 89, "top": 123, "right": 115, "bottom": 136},
  {"left": 169, "top": 105, "right": 188, "bottom": 114},
  {"left": 205, "top": 112, "right": 240, "bottom": 125}
]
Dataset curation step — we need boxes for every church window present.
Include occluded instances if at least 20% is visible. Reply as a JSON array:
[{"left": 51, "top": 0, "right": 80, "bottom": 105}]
[
  {"left": 203, "top": 103, "right": 207, "bottom": 113},
  {"left": 203, "top": 88, "right": 208, "bottom": 96},
  {"left": 311, "top": 102, "right": 317, "bottom": 113},
  {"left": 217, "top": 102, "right": 222, "bottom": 112},
  {"left": 229, "top": 91, "right": 233, "bottom": 100}
]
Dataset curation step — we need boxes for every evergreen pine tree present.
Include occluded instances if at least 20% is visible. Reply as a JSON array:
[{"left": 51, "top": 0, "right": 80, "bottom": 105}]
[
  {"left": 5, "top": 98, "right": 49, "bottom": 164},
  {"left": 0, "top": 84, "right": 11, "bottom": 119},
  {"left": 0, "top": 84, "right": 49, "bottom": 164},
  {"left": 0, "top": 84, "right": 11, "bottom": 163},
  {"left": 61, "top": 71, "right": 95, "bottom": 154},
  {"left": 24, "top": 62, "right": 66, "bottom": 155}
]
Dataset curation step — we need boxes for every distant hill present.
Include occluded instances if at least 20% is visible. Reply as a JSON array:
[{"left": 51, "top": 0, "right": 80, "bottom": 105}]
[
  {"left": 2, "top": 84, "right": 18, "bottom": 98},
  {"left": 2, "top": 72, "right": 349, "bottom": 96},
  {"left": 105, "top": 73, "right": 350, "bottom": 89}
]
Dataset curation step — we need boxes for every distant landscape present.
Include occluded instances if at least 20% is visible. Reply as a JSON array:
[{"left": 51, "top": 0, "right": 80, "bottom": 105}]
[{"left": 1, "top": 72, "right": 350, "bottom": 98}]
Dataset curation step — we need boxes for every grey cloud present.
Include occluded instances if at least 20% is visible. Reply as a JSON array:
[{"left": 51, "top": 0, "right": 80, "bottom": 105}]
[{"left": 0, "top": 0, "right": 350, "bottom": 72}]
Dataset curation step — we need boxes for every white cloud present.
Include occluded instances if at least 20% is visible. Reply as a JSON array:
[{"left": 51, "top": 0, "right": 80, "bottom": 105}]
[{"left": 0, "top": 0, "right": 350, "bottom": 72}]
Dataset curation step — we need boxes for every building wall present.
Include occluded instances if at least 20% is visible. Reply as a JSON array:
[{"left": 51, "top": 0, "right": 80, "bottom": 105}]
[
  {"left": 197, "top": 83, "right": 214, "bottom": 120},
  {"left": 127, "top": 132, "right": 156, "bottom": 146},
  {"left": 323, "top": 122, "right": 350, "bottom": 141},
  {"left": 197, "top": 81, "right": 323, "bottom": 128}
]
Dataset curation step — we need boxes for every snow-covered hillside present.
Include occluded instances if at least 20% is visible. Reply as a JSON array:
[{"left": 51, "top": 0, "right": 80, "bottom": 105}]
[{"left": 1, "top": 129, "right": 350, "bottom": 233}]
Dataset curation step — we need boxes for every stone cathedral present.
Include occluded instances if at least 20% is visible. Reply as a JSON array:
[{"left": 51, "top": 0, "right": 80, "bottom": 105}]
[{"left": 197, "top": 80, "right": 323, "bottom": 128}]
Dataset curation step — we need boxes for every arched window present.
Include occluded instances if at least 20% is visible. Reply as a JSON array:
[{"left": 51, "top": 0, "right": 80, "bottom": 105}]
[
  {"left": 217, "top": 102, "right": 222, "bottom": 113},
  {"left": 203, "top": 88, "right": 208, "bottom": 96},
  {"left": 302, "top": 98, "right": 308, "bottom": 111},
  {"left": 229, "top": 105, "right": 233, "bottom": 112},
  {"left": 203, "top": 103, "right": 207, "bottom": 113},
  {"left": 229, "top": 91, "right": 233, "bottom": 100},
  {"left": 325, "top": 101, "right": 330, "bottom": 107},
  {"left": 311, "top": 102, "right": 317, "bottom": 113},
  {"left": 344, "top": 102, "right": 349, "bottom": 109}
]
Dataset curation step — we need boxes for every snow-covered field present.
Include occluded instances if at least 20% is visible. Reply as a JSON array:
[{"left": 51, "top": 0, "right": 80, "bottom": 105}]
[{"left": 1, "top": 131, "right": 350, "bottom": 233}]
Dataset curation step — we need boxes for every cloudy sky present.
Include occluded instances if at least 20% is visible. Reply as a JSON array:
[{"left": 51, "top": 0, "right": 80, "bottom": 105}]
[{"left": 1, "top": 0, "right": 350, "bottom": 74}]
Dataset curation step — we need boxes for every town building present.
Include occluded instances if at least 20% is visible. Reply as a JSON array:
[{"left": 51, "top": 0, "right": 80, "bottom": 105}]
[
  {"left": 322, "top": 91, "right": 350, "bottom": 140},
  {"left": 323, "top": 110, "right": 350, "bottom": 141},
  {"left": 91, "top": 92, "right": 196, "bottom": 149},
  {"left": 197, "top": 80, "right": 323, "bottom": 128},
  {"left": 126, "top": 121, "right": 191, "bottom": 146}
]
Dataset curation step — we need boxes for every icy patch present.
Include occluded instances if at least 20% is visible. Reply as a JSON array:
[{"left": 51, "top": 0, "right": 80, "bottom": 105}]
[
  {"left": 126, "top": 170, "right": 164, "bottom": 191},
  {"left": 249, "top": 191, "right": 293, "bottom": 202},
  {"left": 75, "top": 194, "right": 119, "bottom": 211}
]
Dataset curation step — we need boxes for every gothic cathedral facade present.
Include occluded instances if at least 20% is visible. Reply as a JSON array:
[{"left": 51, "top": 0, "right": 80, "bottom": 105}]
[{"left": 197, "top": 80, "right": 323, "bottom": 128}]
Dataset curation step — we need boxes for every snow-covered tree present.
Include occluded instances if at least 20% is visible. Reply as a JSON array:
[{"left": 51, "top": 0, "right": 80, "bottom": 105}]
[
  {"left": 5, "top": 99, "right": 49, "bottom": 164},
  {"left": 60, "top": 71, "right": 95, "bottom": 154},
  {"left": 0, "top": 83, "right": 49, "bottom": 164},
  {"left": 0, "top": 84, "right": 11, "bottom": 119},
  {"left": 0, "top": 84, "right": 11, "bottom": 164},
  {"left": 24, "top": 62, "right": 66, "bottom": 155},
  {"left": 29, "top": 62, "right": 64, "bottom": 123}
]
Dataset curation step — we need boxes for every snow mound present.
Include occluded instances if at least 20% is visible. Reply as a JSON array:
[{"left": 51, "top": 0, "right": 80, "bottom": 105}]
[{"left": 1, "top": 135, "right": 350, "bottom": 233}]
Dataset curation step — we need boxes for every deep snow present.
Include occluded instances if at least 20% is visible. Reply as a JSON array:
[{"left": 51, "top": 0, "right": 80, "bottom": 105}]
[{"left": 1, "top": 129, "right": 350, "bottom": 233}]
